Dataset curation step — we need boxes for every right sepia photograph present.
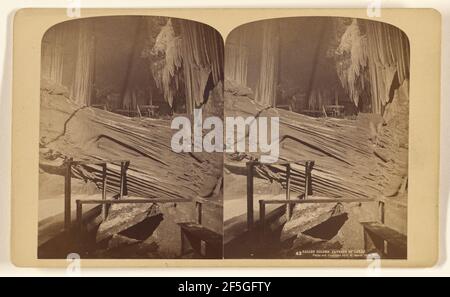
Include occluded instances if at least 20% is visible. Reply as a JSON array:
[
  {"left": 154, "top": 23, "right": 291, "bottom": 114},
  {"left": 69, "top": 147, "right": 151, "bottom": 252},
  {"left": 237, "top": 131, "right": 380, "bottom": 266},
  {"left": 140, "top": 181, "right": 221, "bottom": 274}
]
[{"left": 223, "top": 17, "right": 409, "bottom": 260}]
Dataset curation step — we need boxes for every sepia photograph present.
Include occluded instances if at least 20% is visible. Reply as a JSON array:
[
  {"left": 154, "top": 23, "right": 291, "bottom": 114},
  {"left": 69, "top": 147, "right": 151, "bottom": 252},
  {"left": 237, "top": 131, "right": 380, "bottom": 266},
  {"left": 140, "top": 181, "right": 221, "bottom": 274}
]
[
  {"left": 38, "top": 16, "right": 224, "bottom": 259},
  {"left": 223, "top": 17, "right": 409, "bottom": 259},
  {"left": 6, "top": 4, "right": 444, "bottom": 276}
]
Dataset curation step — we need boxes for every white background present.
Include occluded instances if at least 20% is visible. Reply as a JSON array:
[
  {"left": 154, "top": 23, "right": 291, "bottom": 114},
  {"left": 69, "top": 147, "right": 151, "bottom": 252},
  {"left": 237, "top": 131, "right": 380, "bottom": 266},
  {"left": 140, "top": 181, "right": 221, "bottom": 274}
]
[{"left": 0, "top": 0, "right": 448, "bottom": 277}]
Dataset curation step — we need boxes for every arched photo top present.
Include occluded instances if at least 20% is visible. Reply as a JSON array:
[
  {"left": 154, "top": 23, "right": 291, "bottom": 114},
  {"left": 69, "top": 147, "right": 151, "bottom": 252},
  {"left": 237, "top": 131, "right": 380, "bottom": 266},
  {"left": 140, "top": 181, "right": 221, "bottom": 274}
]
[
  {"left": 40, "top": 15, "right": 224, "bottom": 116},
  {"left": 224, "top": 16, "right": 410, "bottom": 115},
  {"left": 225, "top": 16, "right": 409, "bottom": 48}
]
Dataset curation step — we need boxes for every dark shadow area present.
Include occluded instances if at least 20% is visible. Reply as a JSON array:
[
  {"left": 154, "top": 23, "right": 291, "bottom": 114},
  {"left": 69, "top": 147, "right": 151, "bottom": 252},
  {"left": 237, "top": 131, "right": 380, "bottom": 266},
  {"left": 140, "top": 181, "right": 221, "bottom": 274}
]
[
  {"left": 302, "top": 213, "right": 348, "bottom": 240},
  {"left": 119, "top": 213, "right": 164, "bottom": 240}
]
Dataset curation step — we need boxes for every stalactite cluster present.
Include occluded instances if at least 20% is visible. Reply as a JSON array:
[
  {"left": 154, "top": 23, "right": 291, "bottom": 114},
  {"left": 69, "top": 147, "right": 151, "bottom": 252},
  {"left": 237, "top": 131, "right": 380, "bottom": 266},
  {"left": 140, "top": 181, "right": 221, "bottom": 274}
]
[
  {"left": 179, "top": 20, "right": 224, "bottom": 115},
  {"left": 255, "top": 20, "right": 279, "bottom": 107},
  {"left": 365, "top": 21, "right": 410, "bottom": 114},
  {"left": 335, "top": 19, "right": 410, "bottom": 114},
  {"left": 335, "top": 19, "right": 368, "bottom": 109},
  {"left": 148, "top": 19, "right": 183, "bottom": 109},
  {"left": 148, "top": 18, "right": 223, "bottom": 115}
]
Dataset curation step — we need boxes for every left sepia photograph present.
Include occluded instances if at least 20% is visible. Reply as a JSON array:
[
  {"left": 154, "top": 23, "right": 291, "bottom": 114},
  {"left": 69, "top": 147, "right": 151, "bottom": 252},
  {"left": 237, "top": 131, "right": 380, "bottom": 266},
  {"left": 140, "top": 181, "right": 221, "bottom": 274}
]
[{"left": 38, "top": 16, "right": 224, "bottom": 259}]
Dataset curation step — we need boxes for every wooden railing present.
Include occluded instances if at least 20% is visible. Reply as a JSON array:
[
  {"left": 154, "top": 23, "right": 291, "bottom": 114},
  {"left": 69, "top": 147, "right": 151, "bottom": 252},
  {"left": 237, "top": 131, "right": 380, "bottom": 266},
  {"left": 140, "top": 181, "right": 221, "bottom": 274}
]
[
  {"left": 246, "top": 159, "right": 385, "bottom": 245},
  {"left": 75, "top": 198, "right": 200, "bottom": 251},
  {"left": 63, "top": 158, "right": 130, "bottom": 230},
  {"left": 246, "top": 160, "right": 315, "bottom": 230}
]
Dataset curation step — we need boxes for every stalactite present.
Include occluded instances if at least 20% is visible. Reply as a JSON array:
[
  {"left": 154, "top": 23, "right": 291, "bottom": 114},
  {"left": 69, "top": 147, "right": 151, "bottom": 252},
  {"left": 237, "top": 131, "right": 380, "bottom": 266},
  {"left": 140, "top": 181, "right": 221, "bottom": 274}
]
[
  {"left": 335, "top": 19, "right": 409, "bottom": 114},
  {"left": 255, "top": 20, "right": 279, "bottom": 107},
  {"left": 70, "top": 21, "right": 95, "bottom": 106},
  {"left": 121, "top": 17, "right": 147, "bottom": 110},
  {"left": 225, "top": 27, "right": 248, "bottom": 86},
  {"left": 41, "top": 25, "right": 65, "bottom": 85},
  {"left": 148, "top": 18, "right": 223, "bottom": 115},
  {"left": 305, "top": 20, "right": 330, "bottom": 111},
  {"left": 149, "top": 19, "right": 183, "bottom": 109},
  {"left": 179, "top": 20, "right": 224, "bottom": 115},
  {"left": 335, "top": 19, "right": 368, "bottom": 108},
  {"left": 364, "top": 21, "right": 410, "bottom": 114}
]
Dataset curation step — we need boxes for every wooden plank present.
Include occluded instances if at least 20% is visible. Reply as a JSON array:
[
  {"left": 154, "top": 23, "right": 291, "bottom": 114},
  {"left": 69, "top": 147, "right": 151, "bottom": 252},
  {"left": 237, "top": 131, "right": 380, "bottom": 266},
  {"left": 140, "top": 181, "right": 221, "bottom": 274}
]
[
  {"left": 178, "top": 223, "right": 222, "bottom": 243},
  {"left": 361, "top": 222, "right": 407, "bottom": 259},
  {"left": 261, "top": 198, "right": 374, "bottom": 205},
  {"left": 361, "top": 222, "right": 407, "bottom": 251},
  {"left": 77, "top": 198, "right": 188, "bottom": 205},
  {"left": 72, "top": 159, "right": 129, "bottom": 166},
  {"left": 178, "top": 222, "right": 222, "bottom": 258}
]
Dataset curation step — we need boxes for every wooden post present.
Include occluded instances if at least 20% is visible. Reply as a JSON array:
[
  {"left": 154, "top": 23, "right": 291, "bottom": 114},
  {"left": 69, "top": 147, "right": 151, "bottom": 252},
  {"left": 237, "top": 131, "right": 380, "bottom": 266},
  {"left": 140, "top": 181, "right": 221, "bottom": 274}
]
[
  {"left": 64, "top": 157, "right": 73, "bottom": 230},
  {"left": 286, "top": 163, "right": 292, "bottom": 221},
  {"left": 196, "top": 201, "right": 202, "bottom": 225},
  {"left": 76, "top": 200, "right": 83, "bottom": 250},
  {"left": 247, "top": 162, "right": 254, "bottom": 230},
  {"left": 122, "top": 161, "right": 130, "bottom": 197},
  {"left": 119, "top": 161, "right": 129, "bottom": 199},
  {"left": 304, "top": 161, "right": 315, "bottom": 199},
  {"left": 259, "top": 200, "right": 266, "bottom": 244},
  {"left": 379, "top": 201, "right": 385, "bottom": 224},
  {"left": 101, "top": 163, "right": 107, "bottom": 220}
]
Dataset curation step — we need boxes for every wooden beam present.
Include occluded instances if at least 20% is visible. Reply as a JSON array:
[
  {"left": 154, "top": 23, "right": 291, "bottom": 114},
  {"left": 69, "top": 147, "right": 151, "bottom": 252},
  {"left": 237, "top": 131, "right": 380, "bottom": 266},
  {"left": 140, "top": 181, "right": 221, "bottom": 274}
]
[
  {"left": 77, "top": 198, "right": 189, "bottom": 205},
  {"left": 71, "top": 159, "right": 129, "bottom": 166},
  {"left": 261, "top": 198, "right": 375, "bottom": 205}
]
